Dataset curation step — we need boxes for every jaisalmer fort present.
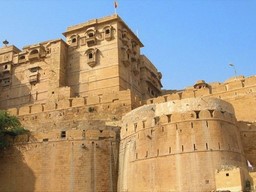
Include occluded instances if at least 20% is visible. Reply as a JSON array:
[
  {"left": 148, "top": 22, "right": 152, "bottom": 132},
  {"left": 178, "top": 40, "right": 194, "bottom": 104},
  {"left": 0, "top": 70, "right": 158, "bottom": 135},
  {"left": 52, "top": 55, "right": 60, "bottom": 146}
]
[{"left": 0, "top": 14, "right": 256, "bottom": 192}]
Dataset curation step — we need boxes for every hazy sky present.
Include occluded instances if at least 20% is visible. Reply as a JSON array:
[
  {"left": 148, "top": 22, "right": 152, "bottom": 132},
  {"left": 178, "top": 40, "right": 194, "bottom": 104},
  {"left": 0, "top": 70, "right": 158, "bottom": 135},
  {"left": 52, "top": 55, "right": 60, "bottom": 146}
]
[{"left": 0, "top": 0, "right": 255, "bottom": 90}]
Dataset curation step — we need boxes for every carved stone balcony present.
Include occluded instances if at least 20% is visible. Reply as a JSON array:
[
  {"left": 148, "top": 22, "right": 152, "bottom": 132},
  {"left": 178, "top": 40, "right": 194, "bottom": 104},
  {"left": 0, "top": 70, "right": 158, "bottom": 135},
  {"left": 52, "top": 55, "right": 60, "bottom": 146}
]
[
  {"left": 28, "top": 52, "right": 40, "bottom": 61},
  {"left": 1, "top": 77, "right": 11, "bottom": 87},
  {"left": 86, "top": 36, "right": 96, "bottom": 46},
  {"left": 0, "top": 63, "right": 11, "bottom": 74}
]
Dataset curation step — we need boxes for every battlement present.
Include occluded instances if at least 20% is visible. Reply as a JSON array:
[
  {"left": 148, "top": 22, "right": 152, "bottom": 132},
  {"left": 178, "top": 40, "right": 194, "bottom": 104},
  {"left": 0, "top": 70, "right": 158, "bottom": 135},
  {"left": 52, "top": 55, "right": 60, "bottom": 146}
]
[
  {"left": 122, "top": 98, "right": 236, "bottom": 138},
  {"left": 8, "top": 90, "right": 134, "bottom": 117},
  {"left": 146, "top": 75, "right": 256, "bottom": 105}
]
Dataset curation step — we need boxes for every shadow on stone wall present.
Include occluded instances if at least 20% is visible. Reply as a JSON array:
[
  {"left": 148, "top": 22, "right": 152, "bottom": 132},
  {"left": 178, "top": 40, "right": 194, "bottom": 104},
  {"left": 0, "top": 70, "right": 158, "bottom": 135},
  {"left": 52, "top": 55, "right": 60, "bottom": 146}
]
[
  {"left": 239, "top": 121, "right": 256, "bottom": 167},
  {"left": 0, "top": 73, "right": 35, "bottom": 110},
  {"left": 0, "top": 146, "right": 35, "bottom": 192}
]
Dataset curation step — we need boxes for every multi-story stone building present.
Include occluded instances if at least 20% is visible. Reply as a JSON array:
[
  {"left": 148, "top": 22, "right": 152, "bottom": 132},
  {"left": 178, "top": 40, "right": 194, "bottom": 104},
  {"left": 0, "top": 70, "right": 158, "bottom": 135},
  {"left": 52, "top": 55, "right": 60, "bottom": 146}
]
[{"left": 0, "top": 14, "right": 255, "bottom": 192}]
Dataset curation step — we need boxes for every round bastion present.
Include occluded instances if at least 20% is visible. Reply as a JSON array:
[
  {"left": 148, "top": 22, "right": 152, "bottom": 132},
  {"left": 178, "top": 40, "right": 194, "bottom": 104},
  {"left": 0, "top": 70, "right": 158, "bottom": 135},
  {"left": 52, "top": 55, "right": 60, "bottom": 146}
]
[{"left": 118, "top": 97, "right": 248, "bottom": 192}]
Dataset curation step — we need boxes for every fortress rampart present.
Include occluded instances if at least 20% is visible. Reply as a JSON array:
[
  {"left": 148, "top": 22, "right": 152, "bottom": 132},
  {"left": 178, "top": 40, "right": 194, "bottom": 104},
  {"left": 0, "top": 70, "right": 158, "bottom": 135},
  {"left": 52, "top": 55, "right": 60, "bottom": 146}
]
[
  {"left": 0, "top": 90, "right": 137, "bottom": 191},
  {"left": 6, "top": 90, "right": 140, "bottom": 128},
  {"left": 0, "top": 124, "right": 119, "bottom": 192},
  {"left": 119, "top": 98, "right": 249, "bottom": 192},
  {"left": 146, "top": 75, "right": 256, "bottom": 168},
  {"left": 0, "top": 90, "right": 138, "bottom": 191},
  {"left": 148, "top": 76, "right": 256, "bottom": 106},
  {"left": 147, "top": 76, "right": 256, "bottom": 122}
]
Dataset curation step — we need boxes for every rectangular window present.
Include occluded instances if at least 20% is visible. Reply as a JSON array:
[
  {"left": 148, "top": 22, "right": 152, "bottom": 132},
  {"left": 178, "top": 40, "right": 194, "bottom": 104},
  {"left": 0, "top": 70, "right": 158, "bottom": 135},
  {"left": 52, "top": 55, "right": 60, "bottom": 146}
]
[
  {"left": 167, "top": 114, "right": 172, "bottom": 122},
  {"left": 142, "top": 121, "right": 146, "bottom": 128},
  {"left": 134, "top": 123, "right": 137, "bottom": 132},
  {"left": 195, "top": 111, "right": 200, "bottom": 119},
  {"left": 61, "top": 131, "right": 66, "bottom": 138},
  {"left": 154, "top": 117, "right": 160, "bottom": 125}
]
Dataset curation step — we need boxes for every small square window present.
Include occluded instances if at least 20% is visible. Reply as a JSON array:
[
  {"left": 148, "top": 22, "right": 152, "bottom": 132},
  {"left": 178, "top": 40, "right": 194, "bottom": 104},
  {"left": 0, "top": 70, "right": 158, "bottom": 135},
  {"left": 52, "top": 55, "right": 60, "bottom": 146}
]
[
  {"left": 226, "top": 173, "right": 229, "bottom": 177},
  {"left": 61, "top": 131, "right": 66, "bottom": 138},
  {"left": 88, "top": 33, "right": 94, "bottom": 37}
]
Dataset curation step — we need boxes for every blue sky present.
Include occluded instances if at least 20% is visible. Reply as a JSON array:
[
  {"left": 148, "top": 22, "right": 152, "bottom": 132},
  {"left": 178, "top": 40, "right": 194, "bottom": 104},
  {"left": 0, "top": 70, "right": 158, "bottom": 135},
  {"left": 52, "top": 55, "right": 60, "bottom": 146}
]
[{"left": 0, "top": 0, "right": 255, "bottom": 90}]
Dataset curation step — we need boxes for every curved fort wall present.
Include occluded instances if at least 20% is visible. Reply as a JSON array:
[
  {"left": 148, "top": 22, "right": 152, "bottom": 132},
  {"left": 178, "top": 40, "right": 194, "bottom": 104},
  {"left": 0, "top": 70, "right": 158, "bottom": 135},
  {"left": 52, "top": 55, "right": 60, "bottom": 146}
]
[
  {"left": 119, "top": 98, "right": 249, "bottom": 192},
  {"left": 148, "top": 75, "right": 256, "bottom": 122},
  {"left": 146, "top": 75, "right": 256, "bottom": 167}
]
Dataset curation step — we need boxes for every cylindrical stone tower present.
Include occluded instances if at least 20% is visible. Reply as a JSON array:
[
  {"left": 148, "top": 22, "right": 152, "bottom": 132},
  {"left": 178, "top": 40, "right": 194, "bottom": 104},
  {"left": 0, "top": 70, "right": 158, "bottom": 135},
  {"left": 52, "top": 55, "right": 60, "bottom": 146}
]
[{"left": 118, "top": 98, "right": 249, "bottom": 192}]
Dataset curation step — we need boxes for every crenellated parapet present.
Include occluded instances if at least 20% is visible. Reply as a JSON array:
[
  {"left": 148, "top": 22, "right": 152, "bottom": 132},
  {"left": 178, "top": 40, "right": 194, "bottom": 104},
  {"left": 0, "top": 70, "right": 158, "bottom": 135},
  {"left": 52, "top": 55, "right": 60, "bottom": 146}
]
[
  {"left": 7, "top": 90, "right": 132, "bottom": 115},
  {"left": 121, "top": 98, "right": 239, "bottom": 156},
  {"left": 4, "top": 90, "right": 138, "bottom": 133},
  {"left": 146, "top": 75, "right": 256, "bottom": 105},
  {"left": 145, "top": 75, "right": 256, "bottom": 123}
]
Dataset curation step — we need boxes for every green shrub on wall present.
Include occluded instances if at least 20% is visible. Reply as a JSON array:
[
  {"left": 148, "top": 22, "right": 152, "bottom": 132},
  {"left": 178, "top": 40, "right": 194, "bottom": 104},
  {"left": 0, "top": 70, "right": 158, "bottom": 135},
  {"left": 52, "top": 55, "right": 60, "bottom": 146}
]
[{"left": 0, "top": 110, "right": 29, "bottom": 148}]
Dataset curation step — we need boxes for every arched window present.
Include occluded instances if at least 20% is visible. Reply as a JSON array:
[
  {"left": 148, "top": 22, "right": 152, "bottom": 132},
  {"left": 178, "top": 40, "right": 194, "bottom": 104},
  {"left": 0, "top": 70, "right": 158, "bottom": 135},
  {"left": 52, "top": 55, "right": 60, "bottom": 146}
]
[
  {"left": 104, "top": 25, "right": 113, "bottom": 41},
  {"left": 88, "top": 52, "right": 93, "bottom": 59},
  {"left": 122, "top": 28, "right": 128, "bottom": 44},
  {"left": 85, "top": 29, "right": 96, "bottom": 46},
  {"left": 18, "top": 55, "right": 26, "bottom": 63},
  {"left": 105, "top": 29, "right": 110, "bottom": 34},
  {"left": 70, "top": 35, "right": 78, "bottom": 46},
  {"left": 19, "top": 55, "right": 25, "bottom": 59},
  {"left": 30, "top": 49, "right": 39, "bottom": 55},
  {"left": 28, "top": 49, "right": 40, "bottom": 60},
  {"left": 72, "top": 38, "right": 76, "bottom": 43}
]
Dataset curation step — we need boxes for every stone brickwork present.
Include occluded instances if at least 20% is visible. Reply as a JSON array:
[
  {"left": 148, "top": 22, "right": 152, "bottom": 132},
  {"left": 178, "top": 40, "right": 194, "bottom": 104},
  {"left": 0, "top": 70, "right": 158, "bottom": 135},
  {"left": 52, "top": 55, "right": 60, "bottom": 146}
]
[
  {"left": 0, "top": 14, "right": 255, "bottom": 192},
  {"left": 0, "top": 14, "right": 162, "bottom": 110},
  {"left": 147, "top": 75, "right": 256, "bottom": 170},
  {"left": 119, "top": 98, "right": 249, "bottom": 192},
  {"left": 0, "top": 125, "right": 119, "bottom": 192},
  {"left": 151, "top": 75, "right": 256, "bottom": 122}
]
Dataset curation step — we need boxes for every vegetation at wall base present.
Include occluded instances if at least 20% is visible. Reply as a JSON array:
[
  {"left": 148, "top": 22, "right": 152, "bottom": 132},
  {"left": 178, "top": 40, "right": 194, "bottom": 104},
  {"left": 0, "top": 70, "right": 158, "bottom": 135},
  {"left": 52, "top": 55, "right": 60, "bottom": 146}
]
[{"left": 0, "top": 110, "right": 29, "bottom": 148}]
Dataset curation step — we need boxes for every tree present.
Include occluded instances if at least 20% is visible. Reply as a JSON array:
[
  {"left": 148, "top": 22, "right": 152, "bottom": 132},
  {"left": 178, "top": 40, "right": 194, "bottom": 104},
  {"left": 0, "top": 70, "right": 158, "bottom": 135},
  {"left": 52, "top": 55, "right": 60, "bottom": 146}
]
[{"left": 0, "top": 110, "right": 29, "bottom": 148}]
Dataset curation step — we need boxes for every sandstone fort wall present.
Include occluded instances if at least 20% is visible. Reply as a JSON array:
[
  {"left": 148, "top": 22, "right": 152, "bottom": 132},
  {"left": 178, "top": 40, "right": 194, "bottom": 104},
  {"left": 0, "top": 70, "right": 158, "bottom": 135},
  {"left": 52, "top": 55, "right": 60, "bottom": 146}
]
[
  {"left": 0, "top": 124, "right": 119, "bottom": 192},
  {"left": 148, "top": 75, "right": 256, "bottom": 122},
  {"left": 119, "top": 98, "right": 249, "bottom": 192}
]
